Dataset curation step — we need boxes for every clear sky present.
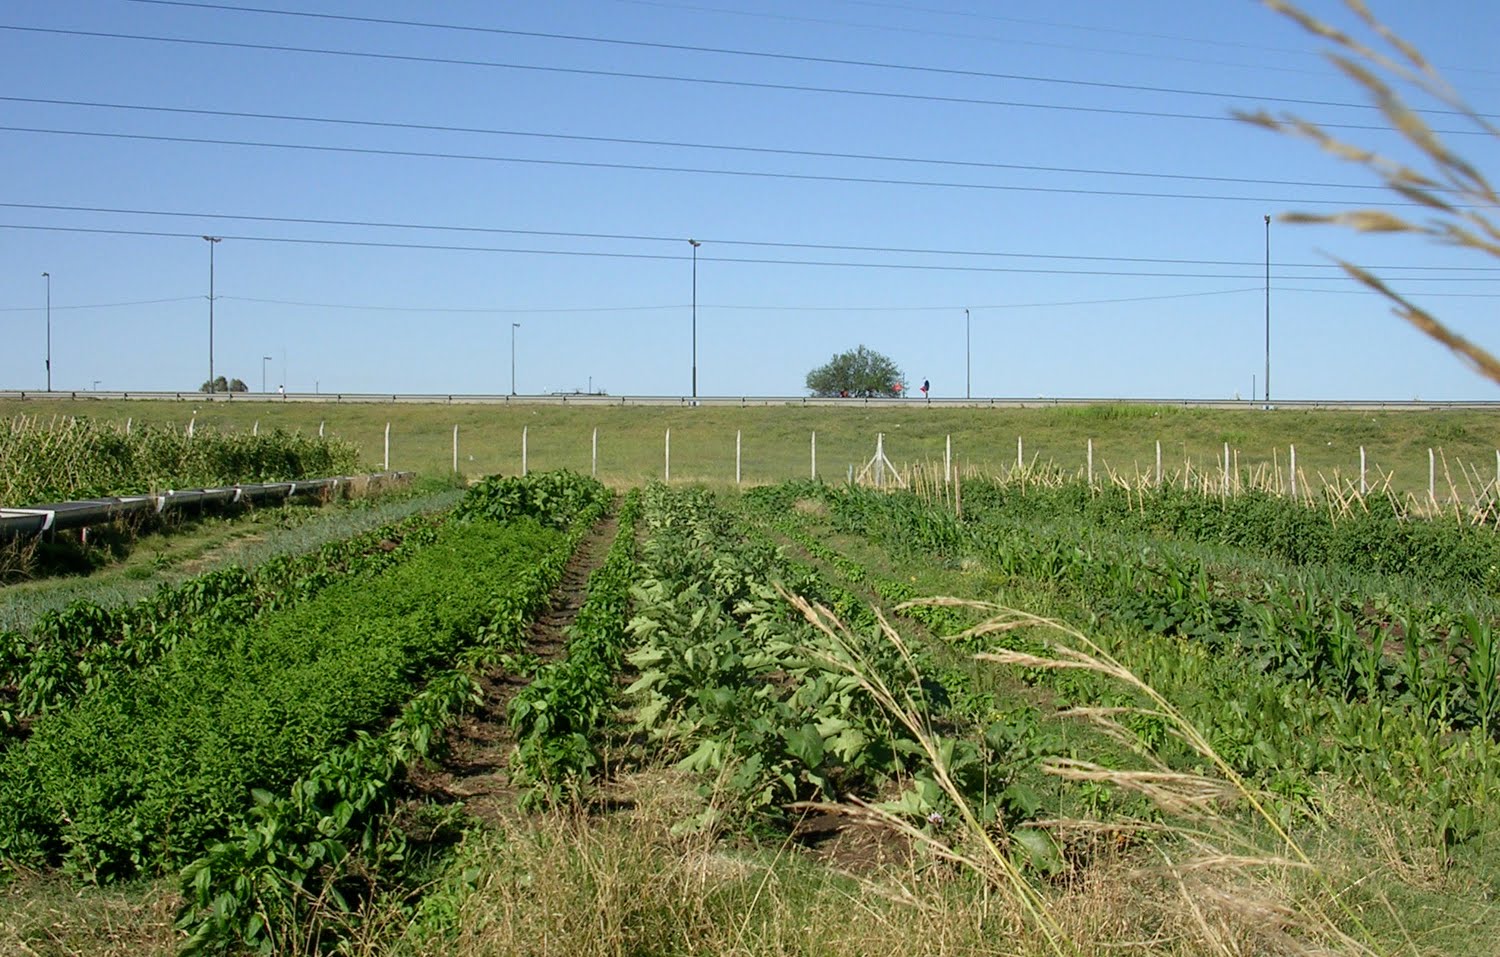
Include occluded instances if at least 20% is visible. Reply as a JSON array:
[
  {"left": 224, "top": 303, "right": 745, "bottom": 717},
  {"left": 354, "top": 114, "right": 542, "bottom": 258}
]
[{"left": 2, "top": 0, "right": 1498, "bottom": 399}]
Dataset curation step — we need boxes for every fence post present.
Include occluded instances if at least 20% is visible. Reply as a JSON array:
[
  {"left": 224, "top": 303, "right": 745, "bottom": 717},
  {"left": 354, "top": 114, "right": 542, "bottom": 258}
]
[
  {"left": 1155, "top": 439, "right": 1162, "bottom": 487},
  {"left": 319, "top": 420, "right": 325, "bottom": 438},
  {"left": 522, "top": 426, "right": 528, "bottom": 476},
  {"left": 1429, "top": 447, "right": 1435, "bottom": 504},
  {"left": 1087, "top": 438, "right": 1094, "bottom": 487},
  {"left": 1360, "top": 446, "right": 1367, "bottom": 495},
  {"left": 665, "top": 428, "right": 671, "bottom": 483},
  {"left": 1223, "top": 442, "right": 1230, "bottom": 495},
  {"left": 383, "top": 422, "right": 390, "bottom": 471},
  {"left": 736, "top": 429, "right": 742, "bottom": 485},
  {"left": 453, "top": 424, "right": 459, "bottom": 473},
  {"left": 253, "top": 420, "right": 258, "bottom": 436},
  {"left": 876, "top": 433, "right": 886, "bottom": 489},
  {"left": 188, "top": 416, "right": 195, "bottom": 439},
  {"left": 945, "top": 434, "right": 952, "bottom": 486},
  {"left": 1016, "top": 435, "right": 1023, "bottom": 470},
  {"left": 125, "top": 417, "right": 132, "bottom": 435},
  {"left": 1289, "top": 444, "right": 1297, "bottom": 499},
  {"left": 592, "top": 427, "right": 598, "bottom": 478},
  {"left": 811, "top": 431, "right": 817, "bottom": 480}
]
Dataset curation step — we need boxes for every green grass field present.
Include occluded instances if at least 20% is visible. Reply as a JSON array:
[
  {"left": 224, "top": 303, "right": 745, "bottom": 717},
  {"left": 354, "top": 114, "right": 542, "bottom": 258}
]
[{"left": 4, "top": 397, "right": 1498, "bottom": 497}]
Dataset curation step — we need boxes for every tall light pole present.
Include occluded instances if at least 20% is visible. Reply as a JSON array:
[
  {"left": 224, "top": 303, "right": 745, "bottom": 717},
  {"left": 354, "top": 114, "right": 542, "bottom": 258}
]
[
  {"left": 1263, "top": 215, "right": 1271, "bottom": 407},
  {"left": 965, "top": 307, "right": 971, "bottom": 399},
  {"left": 511, "top": 322, "right": 520, "bottom": 395},
  {"left": 42, "top": 272, "right": 51, "bottom": 392},
  {"left": 689, "top": 239, "right": 701, "bottom": 399},
  {"left": 203, "top": 236, "right": 222, "bottom": 391},
  {"left": 262, "top": 355, "right": 273, "bottom": 394}
]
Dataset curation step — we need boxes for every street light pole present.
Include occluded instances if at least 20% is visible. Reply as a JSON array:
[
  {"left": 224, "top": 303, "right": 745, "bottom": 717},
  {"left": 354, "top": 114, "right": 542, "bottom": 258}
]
[
  {"left": 689, "top": 239, "right": 701, "bottom": 399},
  {"left": 203, "top": 236, "right": 221, "bottom": 391},
  {"left": 262, "top": 355, "right": 273, "bottom": 394},
  {"left": 965, "top": 307, "right": 971, "bottom": 399},
  {"left": 511, "top": 322, "right": 520, "bottom": 395},
  {"left": 1263, "top": 215, "right": 1271, "bottom": 407},
  {"left": 42, "top": 272, "right": 51, "bottom": 392}
]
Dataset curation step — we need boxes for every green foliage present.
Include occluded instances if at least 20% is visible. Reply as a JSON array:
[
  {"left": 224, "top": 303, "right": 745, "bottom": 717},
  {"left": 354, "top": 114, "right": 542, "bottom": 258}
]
[
  {"left": 804, "top": 344, "right": 904, "bottom": 397},
  {"left": 0, "top": 518, "right": 567, "bottom": 881},
  {"left": 0, "top": 415, "right": 359, "bottom": 506},
  {"left": 510, "top": 489, "right": 642, "bottom": 804},
  {"left": 453, "top": 470, "right": 612, "bottom": 528},
  {"left": 0, "top": 511, "right": 447, "bottom": 735}
]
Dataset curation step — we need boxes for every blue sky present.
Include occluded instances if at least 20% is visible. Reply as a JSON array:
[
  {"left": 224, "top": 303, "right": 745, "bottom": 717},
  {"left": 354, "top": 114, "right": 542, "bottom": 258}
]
[{"left": 2, "top": 0, "right": 1498, "bottom": 399}]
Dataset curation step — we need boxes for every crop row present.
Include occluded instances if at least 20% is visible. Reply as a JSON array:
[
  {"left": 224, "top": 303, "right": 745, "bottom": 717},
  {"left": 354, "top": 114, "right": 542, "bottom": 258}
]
[
  {"left": 765, "top": 481, "right": 1500, "bottom": 738},
  {"left": 509, "top": 488, "right": 642, "bottom": 805},
  {"left": 0, "top": 471, "right": 612, "bottom": 884},
  {"left": 0, "top": 508, "right": 448, "bottom": 735},
  {"left": 1, "top": 414, "right": 361, "bottom": 506},
  {"left": 177, "top": 473, "right": 614, "bottom": 953},
  {"left": 743, "top": 481, "right": 1500, "bottom": 856},
  {"left": 621, "top": 484, "right": 1064, "bottom": 847}
]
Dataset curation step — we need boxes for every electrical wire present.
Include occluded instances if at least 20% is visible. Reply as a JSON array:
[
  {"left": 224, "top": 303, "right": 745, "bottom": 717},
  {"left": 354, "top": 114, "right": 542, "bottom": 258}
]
[
  {"left": 5, "top": 221, "right": 1497, "bottom": 283},
  {"left": 0, "top": 95, "right": 1421, "bottom": 194},
  {"left": 120, "top": 0, "right": 1491, "bottom": 118},
  {"left": 7, "top": 200, "right": 1496, "bottom": 273},
  {"left": 1, "top": 24, "right": 1485, "bottom": 136},
  {"left": 0, "top": 125, "right": 1455, "bottom": 208}
]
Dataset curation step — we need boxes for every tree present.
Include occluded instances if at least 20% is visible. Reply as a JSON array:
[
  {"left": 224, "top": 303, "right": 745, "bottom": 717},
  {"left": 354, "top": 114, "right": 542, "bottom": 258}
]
[
  {"left": 198, "top": 376, "right": 247, "bottom": 393},
  {"left": 806, "top": 345, "right": 904, "bottom": 397}
]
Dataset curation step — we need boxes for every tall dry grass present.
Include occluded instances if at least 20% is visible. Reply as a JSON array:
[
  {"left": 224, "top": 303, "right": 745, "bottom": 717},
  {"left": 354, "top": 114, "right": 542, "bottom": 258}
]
[
  {"left": 1238, "top": 0, "right": 1500, "bottom": 386},
  {"left": 782, "top": 592, "right": 1393, "bottom": 957}
]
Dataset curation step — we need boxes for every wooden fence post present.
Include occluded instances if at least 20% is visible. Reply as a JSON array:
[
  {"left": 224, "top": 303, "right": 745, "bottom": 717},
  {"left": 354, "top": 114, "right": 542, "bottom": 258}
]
[
  {"left": 1360, "top": 446, "right": 1367, "bottom": 495},
  {"left": 945, "top": 434, "right": 952, "bottom": 486},
  {"left": 811, "top": 431, "right": 817, "bottom": 480},
  {"left": 1155, "top": 439, "right": 1162, "bottom": 487},
  {"left": 592, "top": 427, "right": 598, "bottom": 478},
  {"left": 318, "top": 420, "right": 324, "bottom": 438},
  {"left": 665, "top": 428, "right": 671, "bottom": 483},
  {"left": 1429, "top": 447, "right": 1436, "bottom": 504},
  {"left": 1290, "top": 444, "right": 1297, "bottom": 498},
  {"left": 383, "top": 422, "right": 390, "bottom": 471},
  {"left": 522, "top": 426, "right": 528, "bottom": 476},
  {"left": 736, "top": 429, "right": 742, "bottom": 485},
  {"left": 1087, "top": 438, "right": 1094, "bottom": 487},
  {"left": 1223, "top": 442, "right": 1230, "bottom": 495},
  {"left": 452, "top": 424, "right": 459, "bottom": 473}
]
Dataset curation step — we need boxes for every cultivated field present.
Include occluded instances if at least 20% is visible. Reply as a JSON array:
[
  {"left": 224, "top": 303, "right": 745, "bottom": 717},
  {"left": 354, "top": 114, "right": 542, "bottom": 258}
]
[{"left": 2, "top": 457, "right": 1498, "bottom": 955}]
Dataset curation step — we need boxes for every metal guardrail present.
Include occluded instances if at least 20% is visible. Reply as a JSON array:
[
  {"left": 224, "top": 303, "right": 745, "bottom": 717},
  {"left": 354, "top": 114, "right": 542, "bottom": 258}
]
[
  {"left": 2, "top": 390, "right": 1499, "bottom": 411},
  {"left": 0, "top": 471, "right": 413, "bottom": 538}
]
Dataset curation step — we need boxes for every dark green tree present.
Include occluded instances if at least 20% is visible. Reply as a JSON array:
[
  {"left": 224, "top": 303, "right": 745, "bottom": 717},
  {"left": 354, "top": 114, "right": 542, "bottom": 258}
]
[
  {"left": 199, "top": 376, "right": 229, "bottom": 394},
  {"left": 805, "top": 345, "right": 904, "bottom": 397}
]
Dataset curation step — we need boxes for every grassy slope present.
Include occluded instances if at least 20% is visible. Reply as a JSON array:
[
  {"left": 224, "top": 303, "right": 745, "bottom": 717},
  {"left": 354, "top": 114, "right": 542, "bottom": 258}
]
[{"left": 4, "top": 398, "right": 1498, "bottom": 495}]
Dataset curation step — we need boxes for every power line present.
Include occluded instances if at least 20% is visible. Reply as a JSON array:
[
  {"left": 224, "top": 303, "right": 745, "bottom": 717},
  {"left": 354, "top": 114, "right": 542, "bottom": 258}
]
[
  {"left": 0, "top": 95, "right": 1418, "bottom": 194},
  {"left": 8, "top": 200, "right": 1497, "bottom": 273},
  {"left": 1, "top": 24, "right": 1485, "bottom": 136},
  {"left": 0, "top": 296, "right": 201, "bottom": 313},
  {"left": 121, "top": 0, "right": 1490, "bottom": 119},
  {"left": 6, "top": 221, "right": 1498, "bottom": 283},
  {"left": 0, "top": 126, "right": 1456, "bottom": 208}
]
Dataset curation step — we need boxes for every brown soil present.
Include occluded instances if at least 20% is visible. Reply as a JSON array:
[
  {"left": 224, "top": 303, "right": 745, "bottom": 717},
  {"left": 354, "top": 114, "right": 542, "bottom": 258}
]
[{"left": 404, "top": 510, "right": 619, "bottom": 825}]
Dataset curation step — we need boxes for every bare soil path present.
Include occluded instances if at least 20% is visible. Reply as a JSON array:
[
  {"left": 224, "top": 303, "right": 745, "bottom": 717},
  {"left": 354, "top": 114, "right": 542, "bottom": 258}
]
[{"left": 407, "top": 510, "right": 619, "bottom": 824}]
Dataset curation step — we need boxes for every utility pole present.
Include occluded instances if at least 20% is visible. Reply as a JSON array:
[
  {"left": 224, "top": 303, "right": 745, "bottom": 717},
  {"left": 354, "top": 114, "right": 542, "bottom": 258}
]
[
  {"left": 689, "top": 239, "right": 701, "bottom": 399},
  {"left": 262, "top": 355, "right": 273, "bottom": 394},
  {"left": 42, "top": 272, "right": 51, "bottom": 392},
  {"left": 511, "top": 322, "right": 520, "bottom": 395},
  {"left": 203, "top": 236, "right": 222, "bottom": 392},
  {"left": 1263, "top": 215, "right": 1271, "bottom": 408},
  {"left": 965, "top": 307, "right": 971, "bottom": 399}
]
